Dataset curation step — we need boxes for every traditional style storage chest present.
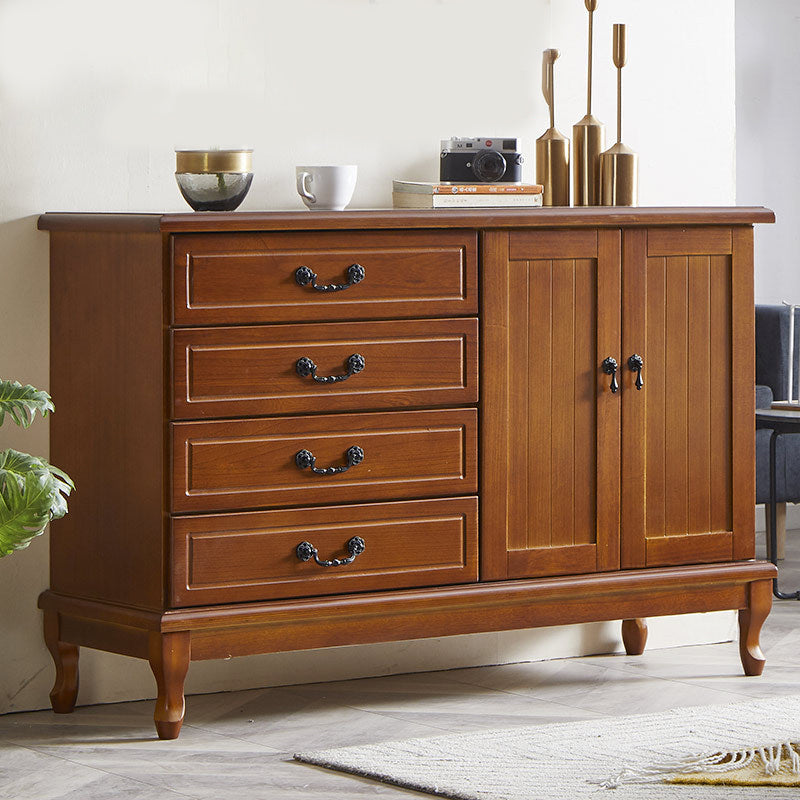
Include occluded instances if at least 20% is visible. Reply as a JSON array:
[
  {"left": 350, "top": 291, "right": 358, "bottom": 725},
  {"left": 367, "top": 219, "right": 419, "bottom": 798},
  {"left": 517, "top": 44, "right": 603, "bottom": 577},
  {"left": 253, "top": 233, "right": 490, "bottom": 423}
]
[{"left": 38, "top": 207, "right": 776, "bottom": 739}]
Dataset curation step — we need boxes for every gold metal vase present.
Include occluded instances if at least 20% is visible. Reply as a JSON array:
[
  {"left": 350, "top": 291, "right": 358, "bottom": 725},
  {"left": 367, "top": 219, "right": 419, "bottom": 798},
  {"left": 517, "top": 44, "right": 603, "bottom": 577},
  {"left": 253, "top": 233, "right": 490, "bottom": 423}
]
[
  {"left": 536, "top": 49, "right": 570, "bottom": 207},
  {"left": 573, "top": 0, "right": 604, "bottom": 206},
  {"left": 600, "top": 24, "right": 638, "bottom": 206}
]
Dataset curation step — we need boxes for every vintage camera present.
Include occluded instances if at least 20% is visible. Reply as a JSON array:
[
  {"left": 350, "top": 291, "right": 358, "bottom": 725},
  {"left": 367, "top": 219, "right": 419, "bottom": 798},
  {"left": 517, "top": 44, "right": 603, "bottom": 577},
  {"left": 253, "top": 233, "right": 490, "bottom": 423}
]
[{"left": 440, "top": 137, "right": 524, "bottom": 183}]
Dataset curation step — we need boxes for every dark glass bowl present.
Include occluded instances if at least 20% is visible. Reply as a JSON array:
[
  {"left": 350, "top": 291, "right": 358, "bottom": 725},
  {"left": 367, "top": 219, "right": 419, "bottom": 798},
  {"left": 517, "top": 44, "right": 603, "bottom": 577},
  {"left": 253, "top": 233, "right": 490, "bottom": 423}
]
[{"left": 175, "top": 172, "right": 253, "bottom": 211}]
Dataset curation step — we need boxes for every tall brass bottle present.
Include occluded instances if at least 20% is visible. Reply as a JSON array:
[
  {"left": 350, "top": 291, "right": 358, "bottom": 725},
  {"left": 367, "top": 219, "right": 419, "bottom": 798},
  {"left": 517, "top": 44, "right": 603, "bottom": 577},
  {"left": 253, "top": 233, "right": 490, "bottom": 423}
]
[
  {"left": 573, "top": 0, "right": 604, "bottom": 206},
  {"left": 536, "top": 49, "right": 570, "bottom": 206},
  {"left": 600, "top": 24, "right": 638, "bottom": 206}
]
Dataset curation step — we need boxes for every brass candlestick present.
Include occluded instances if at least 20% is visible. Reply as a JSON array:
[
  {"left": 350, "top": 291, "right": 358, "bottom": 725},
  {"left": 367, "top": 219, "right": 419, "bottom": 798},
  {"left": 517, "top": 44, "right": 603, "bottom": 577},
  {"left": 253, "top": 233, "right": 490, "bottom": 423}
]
[
  {"left": 536, "top": 49, "right": 570, "bottom": 206},
  {"left": 573, "top": 0, "right": 605, "bottom": 206},
  {"left": 600, "top": 23, "right": 638, "bottom": 206}
]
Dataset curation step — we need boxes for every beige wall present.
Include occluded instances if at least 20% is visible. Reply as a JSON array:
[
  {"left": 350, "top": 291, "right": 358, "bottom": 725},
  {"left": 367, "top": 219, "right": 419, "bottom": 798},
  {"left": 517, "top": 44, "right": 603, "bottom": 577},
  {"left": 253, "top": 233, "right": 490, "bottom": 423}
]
[{"left": 0, "top": 0, "right": 737, "bottom": 714}]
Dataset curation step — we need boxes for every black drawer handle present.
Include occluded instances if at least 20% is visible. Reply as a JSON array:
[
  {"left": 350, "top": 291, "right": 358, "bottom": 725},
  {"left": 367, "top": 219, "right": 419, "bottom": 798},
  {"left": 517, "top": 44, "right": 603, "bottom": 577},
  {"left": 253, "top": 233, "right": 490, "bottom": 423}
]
[
  {"left": 296, "top": 353, "right": 365, "bottom": 384},
  {"left": 294, "top": 263, "right": 365, "bottom": 293},
  {"left": 601, "top": 357, "right": 619, "bottom": 394},
  {"left": 296, "top": 536, "right": 366, "bottom": 567},
  {"left": 627, "top": 353, "right": 644, "bottom": 390},
  {"left": 295, "top": 445, "right": 364, "bottom": 475}
]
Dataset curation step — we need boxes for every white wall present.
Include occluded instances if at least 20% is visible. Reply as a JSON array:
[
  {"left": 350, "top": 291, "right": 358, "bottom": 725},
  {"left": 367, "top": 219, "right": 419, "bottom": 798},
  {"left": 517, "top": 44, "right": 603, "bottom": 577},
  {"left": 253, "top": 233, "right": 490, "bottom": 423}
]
[
  {"left": 0, "top": 0, "right": 738, "bottom": 715},
  {"left": 736, "top": 0, "right": 800, "bottom": 304}
]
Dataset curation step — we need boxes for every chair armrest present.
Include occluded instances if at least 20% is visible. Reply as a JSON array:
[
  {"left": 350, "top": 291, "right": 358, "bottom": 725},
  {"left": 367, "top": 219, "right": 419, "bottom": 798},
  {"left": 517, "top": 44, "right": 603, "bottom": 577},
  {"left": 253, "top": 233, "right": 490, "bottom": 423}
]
[{"left": 756, "top": 384, "right": 774, "bottom": 409}]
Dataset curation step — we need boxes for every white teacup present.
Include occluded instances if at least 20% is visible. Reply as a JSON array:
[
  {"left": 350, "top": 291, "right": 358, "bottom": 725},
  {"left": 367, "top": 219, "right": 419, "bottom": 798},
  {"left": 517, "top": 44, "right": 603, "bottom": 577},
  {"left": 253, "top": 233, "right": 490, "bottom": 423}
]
[{"left": 296, "top": 165, "right": 357, "bottom": 211}]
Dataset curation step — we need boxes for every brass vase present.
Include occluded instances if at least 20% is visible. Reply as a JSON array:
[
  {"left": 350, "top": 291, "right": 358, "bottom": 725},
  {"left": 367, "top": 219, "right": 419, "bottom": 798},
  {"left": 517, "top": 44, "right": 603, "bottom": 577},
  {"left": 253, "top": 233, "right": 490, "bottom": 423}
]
[
  {"left": 536, "top": 49, "right": 570, "bottom": 207},
  {"left": 600, "top": 24, "right": 638, "bottom": 206},
  {"left": 573, "top": 0, "right": 605, "bottom": 206}
]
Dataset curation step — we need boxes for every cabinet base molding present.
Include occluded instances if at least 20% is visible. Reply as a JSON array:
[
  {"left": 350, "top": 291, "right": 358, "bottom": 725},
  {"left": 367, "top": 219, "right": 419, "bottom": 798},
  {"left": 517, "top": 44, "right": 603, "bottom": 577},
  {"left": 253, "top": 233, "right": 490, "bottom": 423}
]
[{"left": 40, "top": 560, "right": 776, "bottom": 739}]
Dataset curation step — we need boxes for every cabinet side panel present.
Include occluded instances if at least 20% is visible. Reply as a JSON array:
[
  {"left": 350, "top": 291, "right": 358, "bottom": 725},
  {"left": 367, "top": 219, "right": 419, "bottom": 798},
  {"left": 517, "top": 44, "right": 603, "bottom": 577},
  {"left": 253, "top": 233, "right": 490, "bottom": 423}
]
[
  {"left": 731, "top": 226, "right": 756, "bottom": 559},
  {"left": 49, "top": 230, "right": 166, "bottom": 610}
]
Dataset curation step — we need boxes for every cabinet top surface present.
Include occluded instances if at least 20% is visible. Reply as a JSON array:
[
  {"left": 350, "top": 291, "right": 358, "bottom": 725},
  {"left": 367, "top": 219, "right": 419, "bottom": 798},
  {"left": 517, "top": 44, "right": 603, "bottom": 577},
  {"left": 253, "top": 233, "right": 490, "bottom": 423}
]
[{"left": 38, "top": 206, "right": 775, "bottom": 234}]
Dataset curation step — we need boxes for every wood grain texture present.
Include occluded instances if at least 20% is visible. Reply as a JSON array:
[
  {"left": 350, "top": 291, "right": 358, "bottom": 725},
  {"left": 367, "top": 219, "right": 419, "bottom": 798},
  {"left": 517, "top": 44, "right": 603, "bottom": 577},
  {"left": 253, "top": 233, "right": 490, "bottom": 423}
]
[
  {"left": 479, "top": 231, "right": 512, "bottom": 580},
  {"left": 173, "top": 318, "right": 478, "bottom": 419},
  {"left": 39, "top": 208, "right": 777, "bottom": 234},
  {"left": 48, "top": 230, "right": 167, "bottom": 611},
  {"left": 149, "top": 632, "right": 191, "bottom": 740},
  {"left": 620, "top": 229, "right": 648, "bottom": 567},
  {"left": 621, "top": 618, "right": 648, "bottom": 655},
  {"left": 39, "top": 209, "right": 774, "bottom": 739},
  {"left": 625, "top": 229, "right": 743, "bottom": 568},
  {"left": 171, "top": 497, "right": 479, "bottom": 606},
  {"left": 509, "top": 229, "right": 598, "bottom": 259},
  {"left": 731, "top": 227, "right": 756, "bottom": 560},
  {"left": 172, "top": 230, "right": 477, "bottom": 325},
  {"left": 178, "top": 560, "right": 775, "bottom": 657},
  {"left": 596, "top": 229, "right": 622, "bottom": 572},
  {"left": 43, "top": 611, "right": 79, "bottom": 714},
  {"left": 738, "top": 578, "right": 772, "bottom": 676},
  {"left": 484, "top": 229, "right": 613, "bottom": 579},
  {"left": 647, "top": 227, "right": 732, "bottom": 256},
  {"left": 172, "top": 409, "right": 478, "bottom": 513}
]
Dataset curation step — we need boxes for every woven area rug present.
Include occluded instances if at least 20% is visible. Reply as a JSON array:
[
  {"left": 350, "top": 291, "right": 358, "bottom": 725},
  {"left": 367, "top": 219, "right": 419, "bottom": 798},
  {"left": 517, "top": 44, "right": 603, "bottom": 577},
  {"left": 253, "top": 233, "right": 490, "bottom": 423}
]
[{"left": 295, "top": 695, "right": 800, "bottom": 799}]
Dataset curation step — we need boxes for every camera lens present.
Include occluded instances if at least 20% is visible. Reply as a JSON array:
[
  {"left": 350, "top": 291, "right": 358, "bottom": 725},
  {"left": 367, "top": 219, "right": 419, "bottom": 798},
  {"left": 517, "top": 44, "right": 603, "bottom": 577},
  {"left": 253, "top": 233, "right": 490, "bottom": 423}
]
[{"left": 472, "top": 150, "right": 507, "bottom": 182}]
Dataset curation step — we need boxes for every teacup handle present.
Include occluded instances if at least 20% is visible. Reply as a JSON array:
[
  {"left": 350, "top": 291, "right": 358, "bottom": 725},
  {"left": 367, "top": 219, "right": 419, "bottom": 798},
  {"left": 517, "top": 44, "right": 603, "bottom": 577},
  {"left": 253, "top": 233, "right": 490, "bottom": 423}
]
[{"left": 297, "top": 171, "right": 316, "bottom": 204}]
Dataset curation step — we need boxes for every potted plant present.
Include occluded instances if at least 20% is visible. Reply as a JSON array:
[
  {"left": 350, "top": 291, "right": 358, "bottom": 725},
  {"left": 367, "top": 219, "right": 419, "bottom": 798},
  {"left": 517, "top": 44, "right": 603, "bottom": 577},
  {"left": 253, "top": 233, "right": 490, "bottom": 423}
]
[{"left": 0, "top": 379, "right": 73, "bottom": 557}]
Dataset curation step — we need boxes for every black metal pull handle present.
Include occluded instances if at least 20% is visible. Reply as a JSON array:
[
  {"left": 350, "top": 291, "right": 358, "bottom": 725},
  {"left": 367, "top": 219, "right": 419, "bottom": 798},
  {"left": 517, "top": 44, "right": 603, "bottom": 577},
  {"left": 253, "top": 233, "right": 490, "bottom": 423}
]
[
  {"left": 628, "top": 354, "right": 644, "bottom": 390},
  {"left": 295, "top": 263, "right": 365, "bottom": 293},
  {"left": 296, "top": 353, "right": 365, "bottom": 384},
  {"left": 296, "top": 536, "right": 366, "bottom": 567},
  {"left": 601, "top": 357, "right": 619, "bottom": 394},
  {"left": 295, "top": 445, "right": 364, "bottom": 476}
]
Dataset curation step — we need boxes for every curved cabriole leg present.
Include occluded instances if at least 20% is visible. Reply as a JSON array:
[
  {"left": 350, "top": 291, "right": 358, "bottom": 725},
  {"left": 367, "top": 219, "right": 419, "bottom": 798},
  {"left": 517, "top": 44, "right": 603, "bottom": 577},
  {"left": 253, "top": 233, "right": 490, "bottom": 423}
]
[
  {"left": 621, "top": 618, "right": 648, "bottom": 655},
  {"left": 43, "top": 611, "right": 79, "bottom": 713},
  {"left": 739, "top": 579, "right": 772, "bottom": 676},
  {"left": 148, "top": 631, "right": 191, "bottom": 740}
]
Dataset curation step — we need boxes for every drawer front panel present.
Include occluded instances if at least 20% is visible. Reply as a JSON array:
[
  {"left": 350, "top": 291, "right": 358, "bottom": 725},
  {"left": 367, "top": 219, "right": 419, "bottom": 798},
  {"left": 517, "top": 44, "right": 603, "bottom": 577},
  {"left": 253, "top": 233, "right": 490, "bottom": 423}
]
[
  {"left": 172, "top": 408, "right": 478, "bottom": 513},
  {"left": 172, "top": 230, "right": 478, "bottom": 325},
  {"left": 173, "top": 318, "right": 478, "bottom": 419},
  {"left": 170, "top": 497, "right": 479, "bottom": 606}
]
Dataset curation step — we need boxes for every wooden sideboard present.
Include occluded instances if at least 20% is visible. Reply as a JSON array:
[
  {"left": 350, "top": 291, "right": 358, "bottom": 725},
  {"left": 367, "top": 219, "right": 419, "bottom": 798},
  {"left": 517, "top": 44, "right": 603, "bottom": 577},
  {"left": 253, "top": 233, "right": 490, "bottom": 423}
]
[{"left": 38, "top": 207, "right": 777, "bottom": 739}]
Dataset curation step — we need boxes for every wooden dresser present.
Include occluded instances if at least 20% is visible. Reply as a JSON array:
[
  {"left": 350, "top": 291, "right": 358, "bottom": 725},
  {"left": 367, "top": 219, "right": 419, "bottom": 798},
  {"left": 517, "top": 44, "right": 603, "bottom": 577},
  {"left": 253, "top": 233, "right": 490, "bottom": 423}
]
[{"left": 38, "top": 207, "right": 777, "bottom": 739}]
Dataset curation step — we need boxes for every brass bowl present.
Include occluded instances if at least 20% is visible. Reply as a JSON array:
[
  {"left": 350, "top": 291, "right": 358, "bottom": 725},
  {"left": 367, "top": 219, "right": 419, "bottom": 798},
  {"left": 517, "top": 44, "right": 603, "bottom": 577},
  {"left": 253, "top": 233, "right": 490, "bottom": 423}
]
[{"left": 175, "top": 149, "right": 253, "bottom": 212}]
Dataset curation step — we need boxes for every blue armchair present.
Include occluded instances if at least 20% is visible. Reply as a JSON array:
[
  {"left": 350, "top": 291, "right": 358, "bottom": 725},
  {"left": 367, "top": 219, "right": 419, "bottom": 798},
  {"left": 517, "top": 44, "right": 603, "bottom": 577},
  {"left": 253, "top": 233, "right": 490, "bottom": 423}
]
[{"left": 755, "top": 304, "right": 800, "bottom": 557}]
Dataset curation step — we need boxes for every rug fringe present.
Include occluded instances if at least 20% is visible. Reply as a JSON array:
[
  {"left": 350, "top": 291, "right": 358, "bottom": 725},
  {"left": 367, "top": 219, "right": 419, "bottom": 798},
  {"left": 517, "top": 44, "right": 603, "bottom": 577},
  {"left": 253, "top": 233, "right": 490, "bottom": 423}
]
[{"left": 593, "top": 741, "right": 800, "bottom": 789}]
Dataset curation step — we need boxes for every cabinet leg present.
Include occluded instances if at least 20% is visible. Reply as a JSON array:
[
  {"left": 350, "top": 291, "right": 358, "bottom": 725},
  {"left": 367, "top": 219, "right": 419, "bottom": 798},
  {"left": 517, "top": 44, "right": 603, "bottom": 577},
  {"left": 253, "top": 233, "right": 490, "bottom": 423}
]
[
  {"left": 148, "top": 631, "right": 191, "bottom": 740},
  {"left": 43, "top": 611, "right": 79, "bottom": 713},
  {"left": 738, "top": 579, "right": 772, "bottom": 676},
  {"left": 621, "top": 618, "right": 648, "bottom": 655}
]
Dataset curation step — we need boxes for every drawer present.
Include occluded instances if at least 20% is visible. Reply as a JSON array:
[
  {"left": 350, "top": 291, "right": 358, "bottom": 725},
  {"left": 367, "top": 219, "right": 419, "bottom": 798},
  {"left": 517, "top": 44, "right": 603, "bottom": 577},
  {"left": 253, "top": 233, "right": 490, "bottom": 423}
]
[
  {"left": 172, "top": 230, "right": 478, "bottom": 325},
  {"left": 170, "top": 497, "right": 478, "bottom": 606},
  {"left": 173, "top": 318, "right": 478, "bottom": 419},
  {"left": 172, "top": 408, "right": 477, "bottom": 513}
]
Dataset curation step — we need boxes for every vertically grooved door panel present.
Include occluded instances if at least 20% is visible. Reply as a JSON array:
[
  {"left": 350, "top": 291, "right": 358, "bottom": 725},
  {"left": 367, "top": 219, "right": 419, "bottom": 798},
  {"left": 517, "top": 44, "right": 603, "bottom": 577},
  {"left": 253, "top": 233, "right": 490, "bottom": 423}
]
[
  {"left": 481, "top": 229, "right": 621, "bottom": 580},
  {"left": 620, "top": 227, "right": 754, "bottom": 568}
]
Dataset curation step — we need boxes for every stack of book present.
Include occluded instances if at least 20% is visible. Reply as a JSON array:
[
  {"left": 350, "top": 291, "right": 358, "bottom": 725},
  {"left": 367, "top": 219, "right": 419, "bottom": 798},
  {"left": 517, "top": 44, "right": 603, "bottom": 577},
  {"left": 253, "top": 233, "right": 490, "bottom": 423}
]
[{"left": 392, "top": 180, "right": 544, "bottom": 209}]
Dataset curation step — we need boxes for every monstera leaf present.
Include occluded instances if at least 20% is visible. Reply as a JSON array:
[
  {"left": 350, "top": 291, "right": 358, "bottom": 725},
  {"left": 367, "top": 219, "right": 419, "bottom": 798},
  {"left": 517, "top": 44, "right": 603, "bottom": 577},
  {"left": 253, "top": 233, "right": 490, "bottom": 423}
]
[
  {"left": 0, "top": 449, "right": 74, "bottom": 557},
  {"left": 0, "top": 379, "right": 54, "bottom": 428}
]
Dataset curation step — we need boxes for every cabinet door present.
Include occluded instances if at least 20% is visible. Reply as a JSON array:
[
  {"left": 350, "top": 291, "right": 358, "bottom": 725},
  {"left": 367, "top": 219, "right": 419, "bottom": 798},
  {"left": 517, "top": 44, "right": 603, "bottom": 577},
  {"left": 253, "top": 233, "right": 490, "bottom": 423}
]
[
  {"left": 481, "top": 230, "right": 622, "bottom": 580},
  {"left": 620, "top": 227, "right": 755, "bottom": 568}
]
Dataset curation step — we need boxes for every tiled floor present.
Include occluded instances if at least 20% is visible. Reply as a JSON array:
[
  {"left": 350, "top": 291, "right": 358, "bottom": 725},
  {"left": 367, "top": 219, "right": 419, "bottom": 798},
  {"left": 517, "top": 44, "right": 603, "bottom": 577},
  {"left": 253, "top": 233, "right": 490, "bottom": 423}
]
[{"left": 2, "top": 542, "right": 798, "bottom": 800}]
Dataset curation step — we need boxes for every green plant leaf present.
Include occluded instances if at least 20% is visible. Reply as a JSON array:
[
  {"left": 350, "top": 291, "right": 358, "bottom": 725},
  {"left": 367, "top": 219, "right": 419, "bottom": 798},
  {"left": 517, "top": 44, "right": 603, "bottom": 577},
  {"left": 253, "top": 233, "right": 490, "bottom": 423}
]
[
  {"left": 0, "top": 448, "right": 73, "bottom": 557},
  {"left": 0, "top": 380, "right": 54, "bottom": 428}
]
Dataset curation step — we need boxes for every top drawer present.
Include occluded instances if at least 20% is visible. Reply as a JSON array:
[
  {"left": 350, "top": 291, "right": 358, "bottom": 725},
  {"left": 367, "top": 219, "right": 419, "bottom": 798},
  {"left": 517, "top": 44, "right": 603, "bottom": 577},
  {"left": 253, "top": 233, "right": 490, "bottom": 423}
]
[{"left": 172, "top": 230, "right": 478, "bottom": 325}]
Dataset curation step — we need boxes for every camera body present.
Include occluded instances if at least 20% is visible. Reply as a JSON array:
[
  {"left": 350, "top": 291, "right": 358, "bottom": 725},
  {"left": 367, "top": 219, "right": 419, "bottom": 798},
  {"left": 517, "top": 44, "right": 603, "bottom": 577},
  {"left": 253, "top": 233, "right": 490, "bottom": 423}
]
[{"left": 440, "top": 137, "right": 524, "bottom": 183}]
